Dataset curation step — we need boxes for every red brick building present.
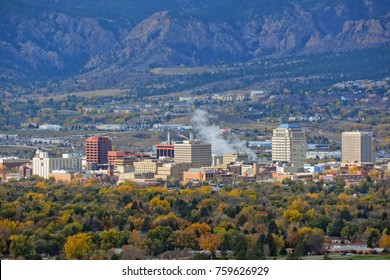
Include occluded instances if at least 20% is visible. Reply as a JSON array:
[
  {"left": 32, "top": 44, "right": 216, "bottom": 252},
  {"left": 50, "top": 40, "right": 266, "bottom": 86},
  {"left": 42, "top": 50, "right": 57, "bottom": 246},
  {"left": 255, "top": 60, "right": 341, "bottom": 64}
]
[
  {"left": 108, "top": 151, "right": 126, "bottom": 165},
  {"left": 86, "top": 137, "right": 112, "bottom": 165},
  {"left": 156, "top": 144, "right": 175, "bottom": 159}
]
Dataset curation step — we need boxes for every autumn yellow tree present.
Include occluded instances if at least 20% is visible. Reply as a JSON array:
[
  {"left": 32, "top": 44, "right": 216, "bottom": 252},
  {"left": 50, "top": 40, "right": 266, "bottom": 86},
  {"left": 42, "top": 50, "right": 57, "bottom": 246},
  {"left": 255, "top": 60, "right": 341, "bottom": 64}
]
[
  {"left": 288, "top": 198, "right": 307, "bottom": 212},
  {"left": 64, "top": 233, "right": 94, "bottom": 259},
  {"left": 149, "top": 196, "right": 171, "bottom": 214},
  {"left": 379, "top": 233, "right": 390, "bottom": 249},
  {"left": 283, "top": 209, "right": 302, "bottom": 223},
  {"left": 188, "top": 222, "right": 212, "bottom": 236},
  {"left": 348, "top": 165, "right": 359, "bottom": 174},
  {"left": 368, "top": 169, "right": 381, "bottom": 181},
  {"left": 198, "top": 233, "right": 221, "bottom": 259}
]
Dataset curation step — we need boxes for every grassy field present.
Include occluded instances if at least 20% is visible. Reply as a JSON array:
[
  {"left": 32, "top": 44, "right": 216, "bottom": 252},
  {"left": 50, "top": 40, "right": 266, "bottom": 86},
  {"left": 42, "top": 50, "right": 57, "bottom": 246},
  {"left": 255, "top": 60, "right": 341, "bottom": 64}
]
[
  {"left": 150, "top": 66, "right": 225, "bottom": 75},
  {"left": 20, "top": 88, "right": 129, "bottom": 102},
  {"left": 326, "top": 254, "right": 390, "bottom": 260},
  {"left": 298, "top": 254, "right": 390, "bottom": 260}
]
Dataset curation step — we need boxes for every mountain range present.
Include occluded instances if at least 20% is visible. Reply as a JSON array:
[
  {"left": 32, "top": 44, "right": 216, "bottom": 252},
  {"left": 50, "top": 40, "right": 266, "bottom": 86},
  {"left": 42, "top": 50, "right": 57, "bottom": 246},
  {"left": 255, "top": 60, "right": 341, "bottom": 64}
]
[{"left": 1, "top": 0, "right": 390, "bottom": 84}]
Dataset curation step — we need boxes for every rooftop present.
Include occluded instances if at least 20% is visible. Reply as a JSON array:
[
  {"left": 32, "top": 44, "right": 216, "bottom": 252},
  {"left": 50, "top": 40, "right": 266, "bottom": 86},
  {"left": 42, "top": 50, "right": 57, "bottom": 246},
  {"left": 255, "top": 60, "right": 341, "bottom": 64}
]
[{"left": 278, "top": 123, "right": 301, "bottom": 129}]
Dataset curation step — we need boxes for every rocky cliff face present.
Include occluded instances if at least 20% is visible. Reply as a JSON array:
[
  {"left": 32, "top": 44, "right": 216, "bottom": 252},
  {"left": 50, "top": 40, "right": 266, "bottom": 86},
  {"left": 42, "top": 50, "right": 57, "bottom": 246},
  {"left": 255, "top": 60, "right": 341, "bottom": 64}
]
[
  {"left": 1, "top": 0, "right": 389, "bottom": 82},
  {"left": 0, "top": 10, "right": 120, "bottom": 79}
]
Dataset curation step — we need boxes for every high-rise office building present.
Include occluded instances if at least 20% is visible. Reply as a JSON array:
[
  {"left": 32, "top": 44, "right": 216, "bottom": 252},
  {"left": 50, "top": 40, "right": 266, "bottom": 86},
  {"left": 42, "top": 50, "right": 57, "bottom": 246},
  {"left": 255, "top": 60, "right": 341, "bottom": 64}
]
[
  {"left": 272, "top": 123, "right": 306, "bottom": 168},
  {"left": 174, "top": 140, "right": 212, "bottom": 167},
  {"left": 85, "top": 137, "right": 112, "bottom": 165},
  {"left": 342, "top": 131, "right": 373, "bottom": 163}
]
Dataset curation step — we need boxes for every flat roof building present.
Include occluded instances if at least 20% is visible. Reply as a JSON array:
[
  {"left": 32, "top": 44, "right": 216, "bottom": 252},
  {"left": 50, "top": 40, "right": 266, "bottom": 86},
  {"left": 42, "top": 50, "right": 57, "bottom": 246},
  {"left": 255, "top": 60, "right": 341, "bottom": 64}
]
[
  {"left": 174, "top": 140, "right": 212, "bottom": 167},
  {"left": 134, "top": 159, "right": 162, "bottom": 174},
  {"left": 154, "top": 162, "right": 192, "bottom": 181},
  {"left": 32, "top": 150, "right": 81, "bottom": 179},
  {"left": 342, "top": 131, "right": 373, "bottom": 163},
  {"left": 86, "top": 137, "right": 112, "bottom": 166},
  {"left": 223, "top": 153, "right": 249, "bottom": 164},
  {"left": 272, "top": 123, "right": 306, "bottom": 168},
  {"left": 0, "top": 157, "right": 31, "bottom": 169},
  {"left": 156, "top": 144, "right": 175, "bottom": 159}
]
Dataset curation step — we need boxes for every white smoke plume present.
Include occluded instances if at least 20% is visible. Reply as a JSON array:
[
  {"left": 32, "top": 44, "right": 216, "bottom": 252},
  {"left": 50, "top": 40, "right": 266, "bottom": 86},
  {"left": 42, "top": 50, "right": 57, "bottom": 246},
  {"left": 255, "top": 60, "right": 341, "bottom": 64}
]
[{"left": 191, "top": 109, "right": 257, "bottom": 160}]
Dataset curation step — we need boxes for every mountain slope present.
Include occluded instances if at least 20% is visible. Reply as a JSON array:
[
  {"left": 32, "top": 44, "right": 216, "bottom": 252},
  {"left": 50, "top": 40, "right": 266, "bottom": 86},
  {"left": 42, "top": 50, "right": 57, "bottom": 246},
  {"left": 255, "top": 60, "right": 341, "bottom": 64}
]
[{"left": 1, "top": 0, "right": 389, "bottom": 84}]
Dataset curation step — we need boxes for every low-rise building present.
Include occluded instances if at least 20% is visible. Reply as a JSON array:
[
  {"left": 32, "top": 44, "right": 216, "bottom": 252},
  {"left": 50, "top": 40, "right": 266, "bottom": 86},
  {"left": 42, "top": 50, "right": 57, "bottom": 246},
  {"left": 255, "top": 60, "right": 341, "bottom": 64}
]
[
  {"left": 39, "top": 124, "right": 63, "bottom": 131},
  {"left": 154, "top": 162, "right": 192, "bottom": 181},
  {"left": 223, "top": 153, "right": 249, "bottom": 164},
  {"left": 19, "top": 165, "right": 32, "bottom": 178},
  {"left": 96, "top": 124, "right": 126, "bottom": 131},
  {"left": 134, "top": 159, "right": 162, "bottom": 174},
  {"left": 183, "top": 168, "right": 217, "bottom": 182},
  {"left": 0, "top": 157, "right": 31, "bottom": 169},
  {"left": 49, "top": 170, "right": 81, "bottom": 183}
]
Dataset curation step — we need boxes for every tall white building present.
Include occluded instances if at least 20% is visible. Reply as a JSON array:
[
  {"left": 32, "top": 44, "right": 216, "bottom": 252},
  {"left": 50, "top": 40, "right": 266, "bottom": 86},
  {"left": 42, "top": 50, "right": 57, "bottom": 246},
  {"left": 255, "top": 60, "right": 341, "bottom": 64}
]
[
  {"left": 272, "top": 124, "right": 306, "bottom": 168},
  {"left": 342, "top": 131, "right": 373, "bottom": 163},
  {"left": 174, "top": 140, "right": 212, "bottom": 167},
  {"left": 32, "top": 150, "right": 81, "bottom": 179}
]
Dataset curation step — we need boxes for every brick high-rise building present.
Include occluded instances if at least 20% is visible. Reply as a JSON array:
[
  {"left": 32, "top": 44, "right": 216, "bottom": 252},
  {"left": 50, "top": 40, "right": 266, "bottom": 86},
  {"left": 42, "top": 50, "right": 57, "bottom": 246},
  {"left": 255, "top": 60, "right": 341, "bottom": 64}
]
[
  {"left": 342, "top": 131, "right": 373, "bottom": 163},
  {"left": 272, "top": 123, "right": 306, "bottom": 168},
  {"left": 86, "top": 137, "right": 112, "bottom": 165}
]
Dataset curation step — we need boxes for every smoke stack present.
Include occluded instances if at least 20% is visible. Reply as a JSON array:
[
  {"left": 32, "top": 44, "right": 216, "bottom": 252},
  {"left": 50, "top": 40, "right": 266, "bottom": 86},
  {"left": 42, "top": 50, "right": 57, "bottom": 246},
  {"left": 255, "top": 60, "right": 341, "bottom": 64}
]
[
  {"left": 189, "top": 130, "right": 194, "bottom": 141},
  {"left": 167, "top": 131, "right": 171, "bottom": 144}
]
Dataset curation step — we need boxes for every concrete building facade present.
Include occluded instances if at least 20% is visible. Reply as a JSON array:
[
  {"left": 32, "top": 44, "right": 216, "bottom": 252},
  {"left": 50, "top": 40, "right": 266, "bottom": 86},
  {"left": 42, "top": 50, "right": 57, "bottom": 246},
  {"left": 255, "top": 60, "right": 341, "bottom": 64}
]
[
  {"left": 174, "top": 140, "right": 212, "bottom": 167},
  {"left": 32, "top": 151, "right": 80, "bottom": 179},
  {"left": 154, "top": 162, "right": 192, "bottom": 181},
  {"left": 223, "top": 153, "right": 249, "bottom": 164},
  {"left": 272, "top": 123, "right": 306, "bottom": 168},
  {"left": 134, "top": 159, "right": 162, "bottom": 174},
  {"left": 342, "top": 131, "right": 373, "bottom": 163}
]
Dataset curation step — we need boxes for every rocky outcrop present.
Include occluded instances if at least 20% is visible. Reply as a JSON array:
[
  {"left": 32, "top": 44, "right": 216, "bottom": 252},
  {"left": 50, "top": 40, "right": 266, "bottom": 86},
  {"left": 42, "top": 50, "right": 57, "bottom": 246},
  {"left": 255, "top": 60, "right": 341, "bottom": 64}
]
[
  {"left": 116, "top": 4, "right": 390, "bottom": 68},
  {"left": 1, "top": 11, "right": 119, "bottom": 78},
  {"left": 1, "top": 1, "right": 390, "bottom": 82}
]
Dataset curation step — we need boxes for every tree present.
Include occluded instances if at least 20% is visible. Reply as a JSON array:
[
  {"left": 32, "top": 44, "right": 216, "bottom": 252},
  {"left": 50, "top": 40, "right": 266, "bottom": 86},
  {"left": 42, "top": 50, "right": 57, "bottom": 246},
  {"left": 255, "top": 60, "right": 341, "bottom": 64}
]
[
  {"left": 379, "top": 233, "right": 390, "bottom": 249},
  {"left": 268, "top": 221, "right": 279, "bottom": 234},
  {"left": 0, "top": 237, "right": 7, "bottom": 256},
  {"left": 169, "top": 230, "right": 198, "bottom": 250},
  {"left": 64, "top": 233, "right": 94, "bottom": 259},
  {"left": 272, "top": 234, "right": 285, "bottom": 256},
  {"left": 219, "top": 230, "right": 247, "bottom": 259},
  {"left": 144, "top": 226, "right": 173, "bottom": 256},
  {"left": 365, "top": 228, "right": 380, "bottom": 248},
  {"left": 9, "top": 234, "right": 35, "bottom": 259},
  {"left": 283, "top": 209, "right": 302, "bottom": 223},
  {"left": 296, "top": 227, "right": 324, "bottom": 255},
  {"left": 188, "top": 222, "right": 212, "bottom": 236},
  {"left": 100, "top": 229, "right": 121, "bottom": 250},
  {"left": 265, "top": 232, "right": 278, "bottom": 257},
  {"left": 306, "top": 229, "right": 324, "bottom": 254},
  {"left": 368, "top": 169, "right": 381, "bottom": 181},
  {"left": 198, "top": 233, "right": 221, "bottom": 259},
  {"left": 288, "top": 198, "right": 307, "bottom": 212},
  {"left": 254, "top": 234, "right": 266, "bottom": 259}
]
